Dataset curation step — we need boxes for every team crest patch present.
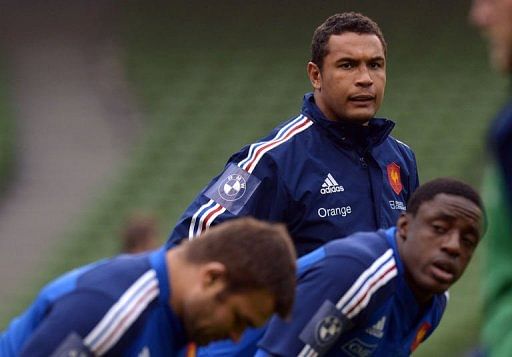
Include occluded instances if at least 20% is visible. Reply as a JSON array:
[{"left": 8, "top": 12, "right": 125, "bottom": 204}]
[
  {"left": 299, "top": 300, "right": 351, "bottom": 355},
  {"left": 387, "top": 162, "right": 403, "bottom": 195},
  {"left": 410, "top": 322, "right": 431, "bottom": 352},
  {"left": 205, "top": 163, "right": 261, "bottom": 215}
]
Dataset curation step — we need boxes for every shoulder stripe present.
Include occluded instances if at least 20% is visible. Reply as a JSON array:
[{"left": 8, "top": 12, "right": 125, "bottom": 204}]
[
  {"left": 336, "top": 249, "right": 397, "bottom": 318},
  {"left": 335, "top": 249, "right": 393, "bottom": 310},
  {"left": 344, "top": 261, "right": 397, "bottom": 318},
  {"left": 395, "top": 138, "right": 410, "bottom": 149},
  {"left": 298, "top": 345, "right": 318, "bottom": 357},
  {"left": 187, "top": 115, "right": 313, "bottom": 239},
  {"left": 239, "top": 115, "right": 313, "bottom": 173},
  {"left": 84, "top": 270, "right": 159, "bottom": 355},
  {"left": 188, "top": 199, "right": 216, "bottom": 239},
  {"left": 198, "top": 203, "right": 226, "bottom": 236},
  {"left": 238, "top": 115, "right": 305, "bottom": 169}
]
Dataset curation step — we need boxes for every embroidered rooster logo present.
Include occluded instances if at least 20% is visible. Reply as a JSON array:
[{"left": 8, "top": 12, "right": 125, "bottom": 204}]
[{"left": 387, "top": 162, "right": 403, "bottom": 195}]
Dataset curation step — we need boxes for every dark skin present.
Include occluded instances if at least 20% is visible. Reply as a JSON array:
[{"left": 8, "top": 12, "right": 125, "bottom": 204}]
[
  {"left": 307, "top": 32, "right": 386, "bottom": 124},
  {"left": 396, "top": 193, "right": 484, "bottom": 305}
]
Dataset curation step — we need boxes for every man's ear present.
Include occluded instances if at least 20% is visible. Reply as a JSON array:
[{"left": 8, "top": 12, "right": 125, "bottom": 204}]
[
  {"left": 200, "top": 262, "right": 227, "bottom": 289},
  {"left": 307, "top": 61, "right": 322, "bottom": 90},
  {"left": 396, "top": 212, "right": 410, "bottom": 240}
]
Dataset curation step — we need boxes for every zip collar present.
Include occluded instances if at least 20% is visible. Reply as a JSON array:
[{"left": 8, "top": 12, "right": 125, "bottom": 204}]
[{"left": 301, "top": 92, "right": 395, "bottom": 153}]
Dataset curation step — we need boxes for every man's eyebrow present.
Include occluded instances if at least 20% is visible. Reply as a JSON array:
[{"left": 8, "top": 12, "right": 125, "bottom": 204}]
[
  {"left": 432, "top": 213, "right": 483, "bottom": 237},
  {"left": 335, "top": 56, "right": 385, "bottom": 63}
]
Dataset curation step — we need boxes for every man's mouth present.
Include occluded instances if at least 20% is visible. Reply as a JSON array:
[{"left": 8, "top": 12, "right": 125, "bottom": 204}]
[
  {"left": 431, "top": 260, "right": 457, "bottom": 283},
  {"left": 349, "top": 94, "right": 375, "bottom": 102}
]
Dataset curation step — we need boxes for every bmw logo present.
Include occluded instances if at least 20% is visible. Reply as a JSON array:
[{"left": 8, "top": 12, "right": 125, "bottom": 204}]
[
  {"left": 218, "top": 174, "right": 247, "bottom": 201},
  {"left": 316, "top": 316, "right": 342, "bottom": 346}
]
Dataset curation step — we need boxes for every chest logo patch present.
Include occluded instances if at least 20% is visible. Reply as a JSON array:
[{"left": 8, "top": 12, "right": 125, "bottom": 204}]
[
  {"left": 365, "top": 316, "right": 386, "bottom": 338},
  {"left": 387, "top": 162, "right": 403, "bottom": 195},
  {"left": 411, "top": 322, "right": 431, "bottom": 352},
  {"left": 321, "top": 173, "right": 344, "bottom": 194}
]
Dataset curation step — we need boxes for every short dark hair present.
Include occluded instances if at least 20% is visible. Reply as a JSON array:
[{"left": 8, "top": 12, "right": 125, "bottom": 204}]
[
  {"left": 407, "top": 178, "right": 485, "bottom": 217},
  {"left": 184, "top": 217, "right": 297, "bottom": 319},
  {"left": 311, "top": 12, "right": 387, "bottom": 70}
]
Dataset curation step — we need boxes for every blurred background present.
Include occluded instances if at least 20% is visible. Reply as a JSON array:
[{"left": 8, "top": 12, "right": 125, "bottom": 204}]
[{"left": 0, "top": 1, "right": 507, "bottom": 355}]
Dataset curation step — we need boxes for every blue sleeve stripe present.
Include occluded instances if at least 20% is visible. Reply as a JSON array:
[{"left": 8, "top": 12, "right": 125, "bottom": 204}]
[
  {"left": 238, "top": 114, "right": 305, "bottom": 169},
  {"left": 336, "top": 249, "right": 396, "bottom": 318},
  {"left": 240, "top": 116, "right": 313, "bottom": 174},
  {"left": 189, "top": 201, "right": 226, "bottom": 238},
  {"left": 188, "top": 199, "right": 216, "bottom": 238},
  {"left": 297, "top": 247, "right": 326, "bottom": 276},
  {"left": 83, "top": 270, "right": 159, "bottom": 355}
]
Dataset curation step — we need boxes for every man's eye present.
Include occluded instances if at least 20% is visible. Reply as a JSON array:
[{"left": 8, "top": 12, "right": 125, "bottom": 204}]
[
  {"left": 369, "top": 62, "right": 382, "bottom": 69},
  {"left": 339, "top": 62, "right": 353, "bottom": 69},
  {"left": 432, "top": 224, "right": 447, "bottom": 234},
  {"left": 461, "top": 236, "right": 477, "bottom": 249}
]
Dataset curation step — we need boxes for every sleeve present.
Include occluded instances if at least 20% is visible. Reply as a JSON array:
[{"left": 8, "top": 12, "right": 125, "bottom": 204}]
[
  {"left": 257, "top": 255, "right": 371, "bottom": 357},
  {"left": 398, "top": 142, "right": 419, "bottom": 200},
  {"left": 408, "top": 149, "right": 420, "bottom": 194},
  {"left": 19, "top": 291, "right": 115, "bottom": 357},
  {"left": 166, "top": 149, "right": 288, "bottom": 248}
]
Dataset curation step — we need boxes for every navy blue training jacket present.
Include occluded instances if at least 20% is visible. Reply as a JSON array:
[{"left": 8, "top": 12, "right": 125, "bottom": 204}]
[
  {"left": 0, "top": 249, "right": 187, "bottom": 356},
  {"left": 256, "top": 228, "right": 447, "bottom": 356},
  {"left": 167, "top": 93, "right": 419, "bottom": 257}
]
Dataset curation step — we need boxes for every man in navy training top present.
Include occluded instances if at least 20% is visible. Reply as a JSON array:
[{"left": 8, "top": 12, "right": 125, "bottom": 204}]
[
  {"left": 0, "top": 218, "right": 296, "bottom": 357},
  {"left": 255, "top": 177, "right": 485, "bottom": 356},
  {"left": 166, "top": 11, "right": 419, "bottom": 258}
]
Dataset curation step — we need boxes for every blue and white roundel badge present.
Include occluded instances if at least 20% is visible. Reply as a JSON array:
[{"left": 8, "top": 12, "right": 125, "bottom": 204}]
[
  {"left": 218, "top": 174, "right": 246, "bottom": 201},
  {"left": 316, "top": 315, "right": 343, "bottom": 346},
  {"left": 205, "top": 163, "right": 260, "bottom": 215}
]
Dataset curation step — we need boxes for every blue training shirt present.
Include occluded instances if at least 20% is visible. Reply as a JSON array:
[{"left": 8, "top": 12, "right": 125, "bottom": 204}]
[
  {"left": 167, "top": 93, "right": 419, "bottom": 258},
  {"left": 0, "top": 248, "right": 187, "bottom": 356},
  {"left": 256, "top": 228, "right": 448, "bottom": 356}
]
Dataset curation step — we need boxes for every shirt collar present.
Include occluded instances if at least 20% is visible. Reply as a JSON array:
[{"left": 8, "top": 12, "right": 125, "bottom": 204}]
[{"left": 301, "top": 92, "right": 395, "bottom": 152}]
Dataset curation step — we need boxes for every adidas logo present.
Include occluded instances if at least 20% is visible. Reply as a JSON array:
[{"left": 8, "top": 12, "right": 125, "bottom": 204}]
[
  {"left": 320, "top": 173, "right": 344, "bottom": 194},
  {"left": 366, "top": 316, "right": 386, "bottom": 338}
]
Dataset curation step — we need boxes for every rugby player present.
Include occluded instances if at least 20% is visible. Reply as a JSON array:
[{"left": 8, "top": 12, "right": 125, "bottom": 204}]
[
  {"left": 0, "top": 218, "right": 296, "bottom": 356},
  {"left": 256, "top": 178, "right": 485, "bottom": 356}
]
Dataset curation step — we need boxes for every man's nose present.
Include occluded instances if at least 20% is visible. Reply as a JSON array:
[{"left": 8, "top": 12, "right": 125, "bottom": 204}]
[
  {"left": 441, "top": 232, "right": 461, "bottom": 256},
  {"left": 355, "top": 66, "right": 373, "bottom": 87}
]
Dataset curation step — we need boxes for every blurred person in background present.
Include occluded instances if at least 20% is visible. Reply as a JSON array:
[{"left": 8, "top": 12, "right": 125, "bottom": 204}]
[
  {"left": 166, "top": 12, "right": 419, "bottom": 259},
  {"left": 120, "top": 211, "right": 160, "bottom": 254},
  {"left": 470, "top": 0, "right": 512, "bottom": 355},
  {"left": 0, "top": 218, "right": 296, "bottom": 357}
]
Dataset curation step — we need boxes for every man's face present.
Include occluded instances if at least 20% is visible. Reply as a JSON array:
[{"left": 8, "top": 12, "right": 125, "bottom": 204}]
[
  {"left": 182, "top": 286, "right": 275, "bottom": 346},
  {"left": 397, "top": 194, "right": 483, "bottom": 302},
  {"left": 308, "top": 32, "right": 386, "bottom": 123},
  {"left": 470, "top": 0, "right": 512, "bottom": 72}
]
